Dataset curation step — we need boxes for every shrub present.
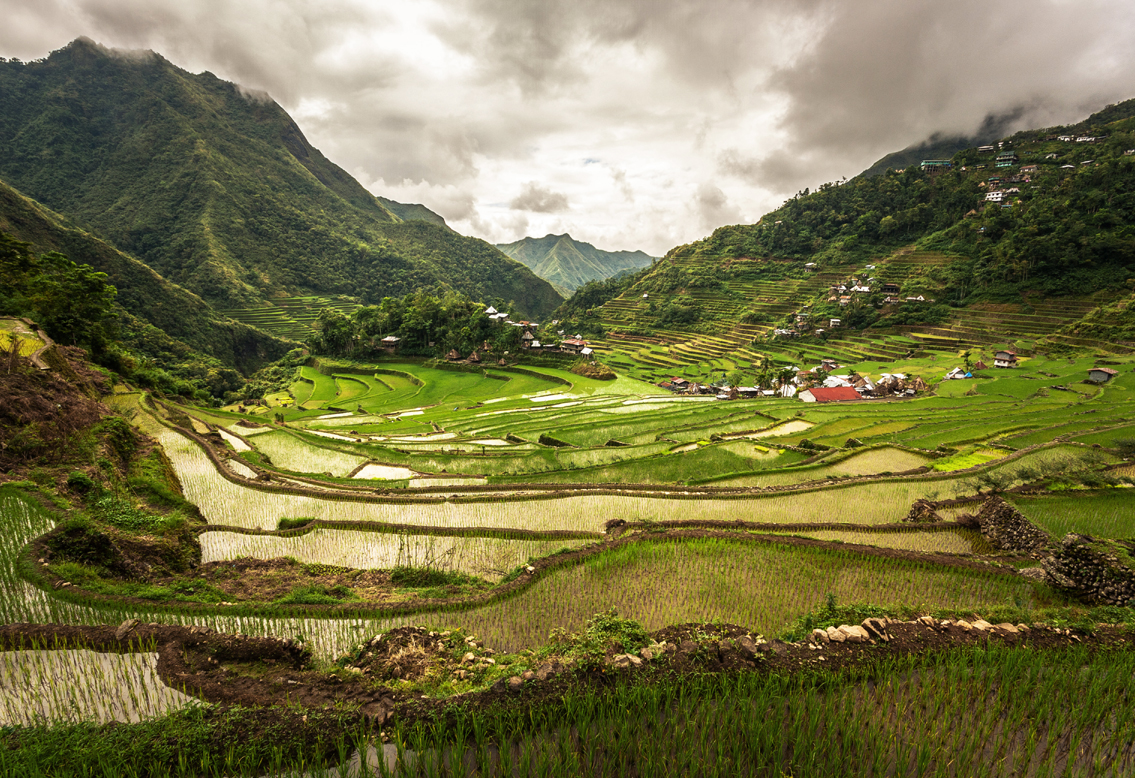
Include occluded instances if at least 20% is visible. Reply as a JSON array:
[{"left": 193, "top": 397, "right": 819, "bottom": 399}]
[
  {"left": 389, "top": 566, "right": 484, "bottom": 588},
  {"left": 66, "top": 470, "right": 96, "bottom": 494}
]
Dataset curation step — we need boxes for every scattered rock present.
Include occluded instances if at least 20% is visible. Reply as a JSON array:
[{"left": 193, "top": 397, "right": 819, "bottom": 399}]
[
  {"left": 507, "top": 676, "right": 524, "bottom": 692},
  {"left": 811, "top": 628, "right": 830, "bottom": 645},
  {"left": 611, "top": 653, "right": 643, "bottom": 669},
  {"left": 736, "top": 635, "right": 759, "bottom": 659},
  {"left": 115, "top": 619, "right": 139, "bottom": 641}
]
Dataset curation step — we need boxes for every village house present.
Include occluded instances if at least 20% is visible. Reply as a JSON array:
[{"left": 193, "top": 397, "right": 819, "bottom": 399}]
[
  {"left": 1087, "top": 367, "right": 1119, "bottom": 383},
  {"left": 1021, "top": 164, "right": 1038, "bottom": 173},
  {"left": 994, "top": 350, "right": 1018, "bottom": 368},
  {"left": 798, "top": 386, "right": 861, "bottom": 403},
  {"left": 973, "top": 360, "right": 989, "bottom": 371},
  {"left": 521, "top": 331, "right": 534, "bottom": 348},
  {"left": 977, "top": 145, "right": 995, "bottom": 153},
  {"left": 559, "top": 338, "right": 587, "bottom": 354},
  {"left": 995, "top": 151, "right": 1018, "bottom": 167},
  {"left": 829, "top": 318, "right": 841, "bottom": 328},
  {"left": 881, "top": 283, "right": 900, "bottom": 294},
  {"left": 985, "top": 191, "right": 1004, "bottom": 203},
  {"left": 839, "top": 296, "right": 851, "bottom": 306},
  {"left": 378, "top": 335, "right": 400, "bottom": 355}
]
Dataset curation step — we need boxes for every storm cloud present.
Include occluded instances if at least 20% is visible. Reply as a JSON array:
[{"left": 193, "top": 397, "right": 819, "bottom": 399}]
[
  {"left": 2, "top": 0, "right": 1133, "bottom": 255},
  {"left": 510, "top": 182, "right": 570, "bottom": 213}
]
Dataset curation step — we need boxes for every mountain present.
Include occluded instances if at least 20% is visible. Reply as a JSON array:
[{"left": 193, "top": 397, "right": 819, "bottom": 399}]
[
  {"left": 496, "top": 234, "right": 655, "bottom": 296},
  {"left": 0, "top": 38, "right": 561, "bottom": 318},
  {"left": 0, "top": 176, "right": 291, "bottom": 374}
]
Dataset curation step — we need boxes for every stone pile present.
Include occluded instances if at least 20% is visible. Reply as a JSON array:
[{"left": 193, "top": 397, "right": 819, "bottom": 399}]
[
  {"left": 976, "top": 496, "right": 1051, "bottom": 553},
  {"left": 1042, "top": 534, "right": 1135, "bottom": 606},
  {"left": 903, "top": 499, "right": 942, "bottom": 524}
]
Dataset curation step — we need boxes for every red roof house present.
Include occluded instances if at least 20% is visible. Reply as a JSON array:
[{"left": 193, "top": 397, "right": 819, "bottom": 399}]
[{"left": 799, "top": 386, "right": 862, "bottom": 403}]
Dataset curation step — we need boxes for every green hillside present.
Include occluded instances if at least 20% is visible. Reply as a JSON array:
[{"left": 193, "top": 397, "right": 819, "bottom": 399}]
[
  {"left": 497, "top": 233, "right": 655, "bottom": 295},
  {"left": 0, "top": 38, "right": 561, "bottom": 318},
  {"left": 0, "top": 177, "right": 290, "bottom": 374},
  {"left": 377, "top": 196, "right": 449, "bottom": 228},
  {"left": 565, "top": 98, "right": 1135, "bottom": 381}
]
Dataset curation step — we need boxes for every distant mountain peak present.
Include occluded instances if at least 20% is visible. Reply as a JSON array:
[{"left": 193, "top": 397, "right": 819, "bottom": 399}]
[{"left": 497, "top": 233, "right": 655, "bottom": 296}]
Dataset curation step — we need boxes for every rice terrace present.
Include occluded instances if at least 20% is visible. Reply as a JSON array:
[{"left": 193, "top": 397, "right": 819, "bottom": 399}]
[{"left": 3, "top": 24, "right": 1135, "bottom": 778}]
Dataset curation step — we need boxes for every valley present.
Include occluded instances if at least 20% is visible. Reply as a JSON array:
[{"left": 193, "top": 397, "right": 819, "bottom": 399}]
[{"left": 1, "top": 34, "right": 1135, "bottom": 778}]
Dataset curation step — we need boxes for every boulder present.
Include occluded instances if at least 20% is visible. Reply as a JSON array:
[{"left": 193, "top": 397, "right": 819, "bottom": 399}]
[
  {"left": 507, "top": 676, "right": 525, "bottom": 692},
  {"left": 736, "top": 635, "right": 759, "bottom": 659},
  {"left": 811, "top": 628, "right": 830, "bottom": 645},
  {"left": 115, "top": 619, "right": 140, "bottom": 641},
  {"left": 838, "top": 625, "right": 870, "bottom": 643},
  {"left": 861, "top": 618, "right": 889, "bottom": 642}
]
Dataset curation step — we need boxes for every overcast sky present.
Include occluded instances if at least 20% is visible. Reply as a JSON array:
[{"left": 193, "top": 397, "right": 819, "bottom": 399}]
[{"left": 4, "top": 0, "right": 1135, "bottom": 256}]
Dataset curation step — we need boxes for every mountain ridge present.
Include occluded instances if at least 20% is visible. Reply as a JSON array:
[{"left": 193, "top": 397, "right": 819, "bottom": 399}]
[
  {"left": 496, "top": 233, "right": 655, "bottom": 296},
  {"left": 0, "top": 38, "right": 561, "bottom": 318}
]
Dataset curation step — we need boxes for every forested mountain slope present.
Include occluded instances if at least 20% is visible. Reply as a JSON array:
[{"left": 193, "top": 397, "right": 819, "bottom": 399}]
[
  {"left": 497, "top": 233, "right": 655, "bottom": 295},
  {"left": 0, "top": 38, "right": 561, "bottom": 318},
  {"left": 0, "top": 176, "right": 291, "bottom": 374},
  {"left": 580, "top": 99, "right": 1135, "bottom": 354}
]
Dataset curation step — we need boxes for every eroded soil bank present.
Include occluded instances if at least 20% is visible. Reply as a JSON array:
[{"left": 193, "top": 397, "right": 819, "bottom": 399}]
[{"left": 1, "top": 616, "right": 1130, "bottom": 738}]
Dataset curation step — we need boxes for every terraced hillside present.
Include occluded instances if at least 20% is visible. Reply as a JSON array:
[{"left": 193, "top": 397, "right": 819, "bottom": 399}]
[
  {"left": 561, "top": 100, "right": 1135, "bottom": 380},
  {"left": 218, "top": 295, "right": 362, "bottom": 342}
]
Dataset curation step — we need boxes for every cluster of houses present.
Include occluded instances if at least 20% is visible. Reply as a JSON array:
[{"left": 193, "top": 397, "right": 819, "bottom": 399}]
[
  {"left": 659, "top": 358, "right": 929, "bottom": 404},
  {"left": 481, "top": 306, "right": 593, "bottom": 357}
]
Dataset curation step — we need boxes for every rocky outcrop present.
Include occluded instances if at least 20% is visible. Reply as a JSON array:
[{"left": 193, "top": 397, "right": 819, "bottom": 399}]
[
  {"left": 903, "top": 499, "right": 943, "bottom": 523},
  {"left": 1042, "top": 534, "right": 1135, "bottom": 606},
  {"left": 976, "top": 496, "right": 1051, "bottom": 553}
]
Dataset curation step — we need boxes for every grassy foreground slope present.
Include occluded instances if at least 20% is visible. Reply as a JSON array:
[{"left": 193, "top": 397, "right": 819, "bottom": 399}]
[{"left": 0, "top": 38, "right": 562, "bottom": 318}]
